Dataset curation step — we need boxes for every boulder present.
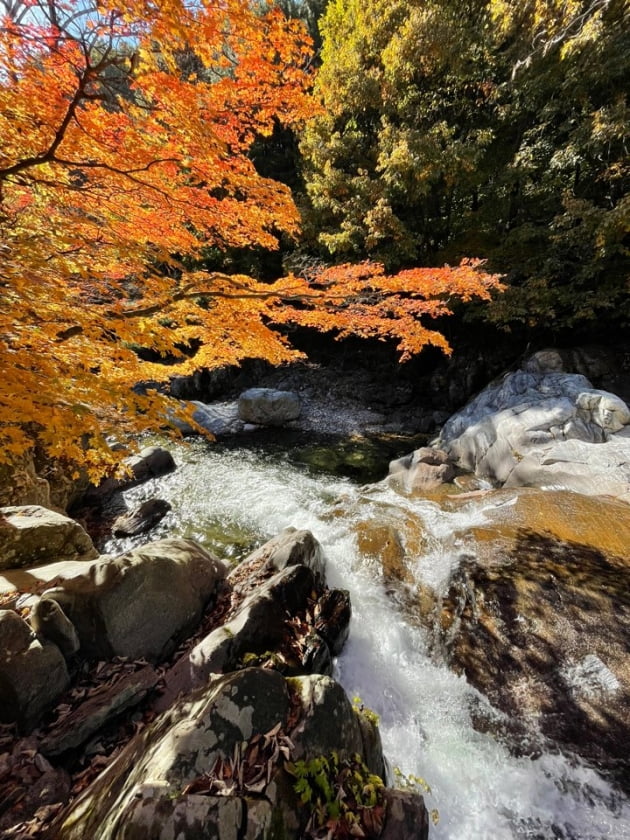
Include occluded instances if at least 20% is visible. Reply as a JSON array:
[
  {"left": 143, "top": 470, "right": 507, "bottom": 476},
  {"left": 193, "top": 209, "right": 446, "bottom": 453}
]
[
  {"left": 43, "top": 538, "right": 228, "bottom": 661},
  {"left": 124, "top": 446, "right": 176, "bottom": 482},
  {"left": 86, "top": 446, "right": 176, "bottom": 502},
  {"left": 55, "top": 668, "right": 409, "bottom": 840},
  {"left": 0, "top": 505, "right": 98, "bottom": 572},
  {"left": 29, "top": 596, "right": 80, "bottom": 659},
  {"left": 429, "top": 488, "right": 630, "bottom": 791},
  {"left": 388, "top": 447, "right": 455, "bottom": 492},
  {"left": 436, "top": 357, "right": 630, "bottom": 501},
  {"left": 157, "top": 563, "right": 319, "bottom": 709},
  {"left": 167, "top": 400, "right": 244, "bottom": 437},
  {"left": 229, "top": 527, "right": 326, "bottom": 591},
  {"left": 238, "top": 388, "right": 301, "bottom": 426},
  {"left": 0, "top": 609, "right": 69, "bottom": 729},
  {"left": 380, "top": 789, "right": 430, "bottom": 840},
  {"left": 112, "top": 498, "right": 171, "bottom": 537}
]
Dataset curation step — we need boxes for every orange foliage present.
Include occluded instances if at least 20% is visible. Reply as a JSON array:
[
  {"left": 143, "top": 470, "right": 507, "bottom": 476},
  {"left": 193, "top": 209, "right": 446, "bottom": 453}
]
[{"left": 0, "top": 0, "right": 503, "bottom": 478}]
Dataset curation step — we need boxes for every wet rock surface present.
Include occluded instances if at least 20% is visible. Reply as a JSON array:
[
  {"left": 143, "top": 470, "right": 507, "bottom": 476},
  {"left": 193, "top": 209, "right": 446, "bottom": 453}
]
[
  {"left": 111, "top": 498, "right": 172, "bottom": 537},
  {"left": 427, "top": 489, "right": 630, "bottom": 792}
]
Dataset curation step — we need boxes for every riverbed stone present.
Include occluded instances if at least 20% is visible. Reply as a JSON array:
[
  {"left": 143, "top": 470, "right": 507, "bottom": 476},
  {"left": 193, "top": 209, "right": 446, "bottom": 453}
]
[
  {"left": 42, "top": 538, "right": 228, "bottom": 661},
  {"left": 388, "top": 446, "right": 455, "bottom": 492},
  {"left": 157, "top": 563, "right": 318, "bottom": 709},
  {"left": 29, "top": 596, "right": 80, "bottom": 659},
  {"left": 238, "top": 388, "right": 301, "bottom": 426},
  {"left": 112, "top": 498, "right": 171, "bottom": 537},
  {"left": 167, "top": 400, "right": 244, "bottom": 436},
  {"left": 229, "top": 526, "right": 326, "bottom": 590},
  {"left": 0, "top": 505, "right": 98, "bottom": 571}
]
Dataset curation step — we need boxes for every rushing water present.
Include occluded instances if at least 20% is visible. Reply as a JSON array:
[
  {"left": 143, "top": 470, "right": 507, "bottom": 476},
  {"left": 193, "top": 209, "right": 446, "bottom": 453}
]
[{"left": 103, "top": 438, "right": 630, "bottom": 840}]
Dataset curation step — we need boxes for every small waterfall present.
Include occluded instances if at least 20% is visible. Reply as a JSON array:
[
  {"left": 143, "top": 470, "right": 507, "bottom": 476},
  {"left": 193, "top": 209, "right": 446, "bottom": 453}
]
[{"left": 103, "top": 438, "right": 630, "bottom": 839}]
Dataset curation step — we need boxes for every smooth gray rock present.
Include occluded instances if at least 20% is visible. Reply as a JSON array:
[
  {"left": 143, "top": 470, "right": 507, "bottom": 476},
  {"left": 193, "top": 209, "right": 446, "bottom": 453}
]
[
  {"left": 238, "top": 388, "right": 301, "bottom": 426},
  {"left": 43, "top": 538, "right": 228, "bottom": 661},
  {"left": 168, "top": 400, "right": 244, "bottom": 437},
  {"left": 0, "top": 505, "right": 98, "bottom": 572},
  {"left": 436, "top": 360, "right": 630, "bottom": 500},
  {"left": 0, "top": 610, "right": 69, "bottom": 729}
]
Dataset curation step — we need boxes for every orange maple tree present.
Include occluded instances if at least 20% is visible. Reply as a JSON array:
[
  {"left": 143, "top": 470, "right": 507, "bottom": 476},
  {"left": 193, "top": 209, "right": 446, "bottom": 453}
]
[{"left": 0, "top": 0, "right": 502, "bottom": 478}]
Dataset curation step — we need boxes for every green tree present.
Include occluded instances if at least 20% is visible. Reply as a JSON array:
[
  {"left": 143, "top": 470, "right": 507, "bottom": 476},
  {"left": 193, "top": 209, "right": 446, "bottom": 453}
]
[{"left": 301, "top": 0, "right": 629, "bottom": 333}]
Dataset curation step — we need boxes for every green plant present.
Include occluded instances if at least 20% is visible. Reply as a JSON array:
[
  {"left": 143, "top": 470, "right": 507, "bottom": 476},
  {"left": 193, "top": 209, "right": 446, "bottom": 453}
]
[
  {"left": 393, "top": 767, "right": 439, "bottom": 826},
  {"left": 352, "top": 695, "right": 380, "bottom": 728},
  {"left": 286, "top": 751, "right": 386, "bottom": 838}
]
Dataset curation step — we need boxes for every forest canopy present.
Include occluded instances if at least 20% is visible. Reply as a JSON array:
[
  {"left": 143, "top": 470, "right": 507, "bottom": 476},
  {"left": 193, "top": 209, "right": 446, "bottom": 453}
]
[
  {"left": 0, "top": 0, "right": 501, "bottom": 476},
  {"left": 301, "top": 0, "right": 629, "bottom": 331}
]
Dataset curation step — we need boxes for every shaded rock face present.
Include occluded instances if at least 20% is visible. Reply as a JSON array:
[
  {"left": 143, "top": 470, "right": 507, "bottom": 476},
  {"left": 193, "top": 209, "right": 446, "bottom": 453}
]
[
  {"left": 0, "top": 505, "right": 98, "bottom": 572},
  {"left": 238, "top": 388, "right": 301, "bottom": 426},
  {"left": 157, "top": 528, "right": 342, "bottom": 710},
  {"left": 427, "top": 494, "right": 630, "bottom": 791},
  {"left": 437, "top": 354, "right": 630, "bottom": 501},
  {"left": 54, "top": 668, "right": 409, "bottom": 840},
  {"left": 0, "top": 609, "right": 69, "bottom": 729},
  {"left": 43, "top": 538, "right": 228, "bottom": 661}
]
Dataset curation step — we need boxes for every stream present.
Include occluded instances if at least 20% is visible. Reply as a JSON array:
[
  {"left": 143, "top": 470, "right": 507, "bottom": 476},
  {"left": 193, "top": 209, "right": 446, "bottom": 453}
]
[{"left": 102, "top": 436, "right": 630, "bottom": 839}]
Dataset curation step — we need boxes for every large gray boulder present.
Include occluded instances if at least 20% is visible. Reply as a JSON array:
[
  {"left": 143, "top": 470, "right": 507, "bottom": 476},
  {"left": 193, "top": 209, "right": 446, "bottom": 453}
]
[
  {"left": 436, "top": 352, "right": 630, "bottom": 501},
  {"left": 238, "top": 388, "right": 301, "bottom": 426},
  {"left": 0, "top": 505, "right": 98, "bottom": 572},
  {"left": 167, "top": 400, "right": 244, "bottom": 436},
  {"left": 55, "top": 668, "right": 413, "bottom": 840},
  {"left": 42, "top": 538, "right": 228, "bottom": 661},
  {"left": 0, "top": 609, "right": 69, "bottom": 729}
]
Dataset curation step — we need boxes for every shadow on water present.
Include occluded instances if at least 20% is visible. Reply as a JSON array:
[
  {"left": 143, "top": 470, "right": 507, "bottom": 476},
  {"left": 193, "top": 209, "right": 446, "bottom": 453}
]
[
  {"left": 212, "top": 428, "right": 428, "bottom": 484},
  {"left": 437, "top": 528, "right": 630, "bottom": 795}
]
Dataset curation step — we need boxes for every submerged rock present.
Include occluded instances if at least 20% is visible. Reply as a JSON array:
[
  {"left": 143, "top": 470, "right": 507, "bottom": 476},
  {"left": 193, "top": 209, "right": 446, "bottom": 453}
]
[{"left": 428, "top": 489, "right": 630, "bottom": 790}]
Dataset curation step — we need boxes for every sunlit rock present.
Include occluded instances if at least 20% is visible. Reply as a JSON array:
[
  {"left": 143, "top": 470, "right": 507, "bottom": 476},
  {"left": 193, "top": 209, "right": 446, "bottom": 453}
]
[
  {"left": 55, "top": 668, "right": 415, "bottom": 840},
  {"left": 436, "top": 354, "right": 630, "bottom": 501},
  {"left": 42, "top": 538, "right": 227, "bottom": 661},
  {"left": 238, "top": 388, "right": 301, "bottom": 426},
  {"left": 0, "top": 505, "right": 98, "bottom": 572},
  {"left": 429, "top": 489, "right": 630, "bottom": 790}
]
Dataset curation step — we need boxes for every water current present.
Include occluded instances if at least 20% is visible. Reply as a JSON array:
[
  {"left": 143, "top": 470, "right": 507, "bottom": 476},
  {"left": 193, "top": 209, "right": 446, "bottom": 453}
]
[{"left": 103, "top": 438, "right": 630, "bottom": 840}]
